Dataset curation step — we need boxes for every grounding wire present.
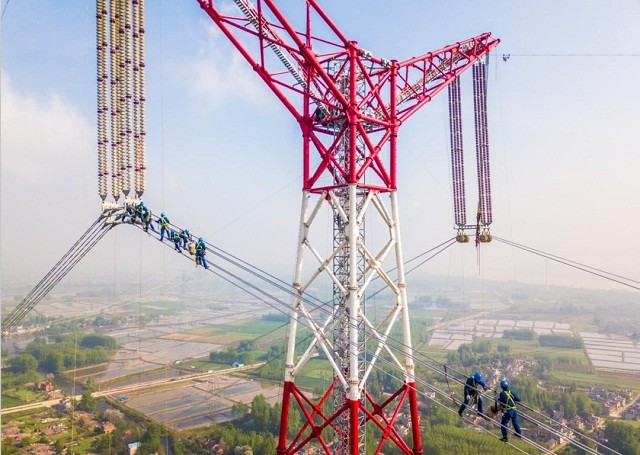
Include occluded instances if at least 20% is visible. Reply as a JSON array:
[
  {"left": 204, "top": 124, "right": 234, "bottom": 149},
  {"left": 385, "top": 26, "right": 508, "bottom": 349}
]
[
  {"left": 144, "top": 223, "right": 612, "bottom": 454},
  {"left": 494, "top": 236, "right": 640, "bottom": 291}
]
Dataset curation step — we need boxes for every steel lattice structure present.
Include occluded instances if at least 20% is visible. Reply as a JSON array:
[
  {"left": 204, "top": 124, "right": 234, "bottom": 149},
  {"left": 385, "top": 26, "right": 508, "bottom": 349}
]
[{"left": 209, "top": 1, "right": 499, "bottom": 454}]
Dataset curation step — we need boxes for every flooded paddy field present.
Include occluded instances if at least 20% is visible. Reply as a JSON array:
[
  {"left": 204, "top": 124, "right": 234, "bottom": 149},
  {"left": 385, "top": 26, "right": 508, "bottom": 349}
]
[{"left": 124, "top": 375, "right": 283, "bottom": 430}]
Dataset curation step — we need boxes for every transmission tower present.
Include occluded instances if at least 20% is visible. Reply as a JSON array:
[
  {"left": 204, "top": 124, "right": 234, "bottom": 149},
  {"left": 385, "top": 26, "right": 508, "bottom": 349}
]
[{"left": 198, "top": 1, "right": 498, "bottom": 453}]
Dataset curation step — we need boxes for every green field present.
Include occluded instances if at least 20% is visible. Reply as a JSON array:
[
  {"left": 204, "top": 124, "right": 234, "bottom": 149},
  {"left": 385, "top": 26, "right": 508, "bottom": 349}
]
[
  {"left": 167, "top": 319, "right": 287, "bottom": 344},
  {"left": 296, "top": 359, "right": 335, "bottom": 390},
  {"left": 552, "top": 371, "right": 640, "bottom": 390},
  {"left": 180, "top": 358, "right": 232, "bottom": 371}
]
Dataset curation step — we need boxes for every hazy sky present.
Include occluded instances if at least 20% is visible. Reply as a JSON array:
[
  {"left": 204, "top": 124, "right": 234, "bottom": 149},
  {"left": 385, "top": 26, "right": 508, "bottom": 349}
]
[{"left": 2, "top": 1, "right": 639, "bottom": 296}]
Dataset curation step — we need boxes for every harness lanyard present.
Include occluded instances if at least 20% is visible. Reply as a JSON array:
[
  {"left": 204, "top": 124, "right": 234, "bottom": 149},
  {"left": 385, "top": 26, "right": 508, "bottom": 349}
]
[{"left": 504, "top": 390, "right": 516, "bottom": 411}]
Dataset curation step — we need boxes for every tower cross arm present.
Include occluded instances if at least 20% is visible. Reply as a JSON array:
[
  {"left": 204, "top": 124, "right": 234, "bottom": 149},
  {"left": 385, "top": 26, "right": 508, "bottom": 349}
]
[{"left": 391, "top": 32, "right": 499, "bottom": 123}]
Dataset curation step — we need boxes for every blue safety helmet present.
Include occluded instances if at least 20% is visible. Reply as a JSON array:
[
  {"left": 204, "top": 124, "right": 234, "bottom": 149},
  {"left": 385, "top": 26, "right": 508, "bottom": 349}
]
[
  {"left": 185, "top": 230, "right": 190, "bottom": 236},
  {"left": 473, "top": 371, "right": 484, "bottom": 383},
  {"left": 500, "top": 379, "right": 509, "bottom": 390},
  {"left": 161, "top": 212, "right": 165, "bottom": 217},
  {"left": 139, "top": 201, "right": 145, "bottom": 207},
  {"left": 199, "top": 237, "right": 203, "bottom": 242}
]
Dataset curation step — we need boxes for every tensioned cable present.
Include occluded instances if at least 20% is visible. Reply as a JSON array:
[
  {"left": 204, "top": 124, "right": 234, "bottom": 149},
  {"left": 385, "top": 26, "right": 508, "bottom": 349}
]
[
  {"left": 154, "top": 219, "right": 617, "bottom": 453},
  {"left": 144, "top": 219, "right": 614, "bottom": 452},
  {"left": 187, "top": 239, "right": 551, "bottom": 452},
  {"left": 134, "top": 215, "right": 619, "bottom": 453},
  {"left": 494, "top": 236, "right": 640, "bottom": 285},
  {"left": 2, "top": 216, "right": 114, "bottom": 333},
  {"left": 494, "top": 236, "right": 640, "bottom": 291},
  {"left": 503, "top": 53, "right": 640, "bottom": 58},
  {"left": 208, "top": 249, "right": 586, "bottom": 454},
  {"left": 1, "top": 0, "right": 9, "bottom": 19},
  {"left": 166, "top": 218, "right": 456, "bottom": 309},
  {"left": 141, "top": 222, "right": 616, "bottom": 454}
]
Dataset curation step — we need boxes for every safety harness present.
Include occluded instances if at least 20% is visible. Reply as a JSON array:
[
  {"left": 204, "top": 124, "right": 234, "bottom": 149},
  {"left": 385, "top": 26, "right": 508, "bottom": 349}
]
[{"left": 503, "top": 390, "right": 516, "bottom": 411}]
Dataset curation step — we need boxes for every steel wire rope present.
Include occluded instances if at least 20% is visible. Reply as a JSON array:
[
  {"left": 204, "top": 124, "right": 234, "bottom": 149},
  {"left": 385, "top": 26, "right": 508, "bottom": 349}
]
[
  {"left": 144, "top": 224, "right": 617, "bottom": 455},
  {"left": 493, "top": 237, "right": 640, "bottom": 291},
  {"left": 137, "top": 221, "right": 617, "bottom": 453},
  {"left": 5, "top": 221, "right": 109, "bottom": 331},
  {"left": 15, "top": 220, "right": 112, "bottom": 312},
  {"left": 494, "top": 236, "right": 640, "bottom": 286},
  {"left": 2, "top": 217, "right": 113, "bottom": 332},
  {"left": 503, "top": 53, "right": 640, "bottom": 58},
  {"left": 166, "top": 217, "right": 456, "bottom": 309},
  {"left": 6, "top": 216, "right": 104, "bottom": 315},
  {"left": 15, "top": 223, "right": 115, "bottom": 328},
  {"left": 0, "top": 0, "right": 9, "bottom": 19}
]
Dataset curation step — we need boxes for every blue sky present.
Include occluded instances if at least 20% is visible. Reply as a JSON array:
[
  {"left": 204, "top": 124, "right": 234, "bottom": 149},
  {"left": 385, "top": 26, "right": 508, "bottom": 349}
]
[{"left": 1, "top": 0, "right": 639, "bottom": 295}]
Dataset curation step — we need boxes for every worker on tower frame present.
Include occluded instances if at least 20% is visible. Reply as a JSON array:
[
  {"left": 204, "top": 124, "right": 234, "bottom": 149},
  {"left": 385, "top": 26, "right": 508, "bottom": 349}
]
[
  {"left": 195, "top": 237, "right": 208, "bottom": 269},
  {"left": 497, "top": 379, "right": 522, "bottom": 442},
  {"left": 158, "top": 213, "right": 170, "bottom": 241},
  {"left": 458, "top": 371, "right": 489, "bottom": 419}
]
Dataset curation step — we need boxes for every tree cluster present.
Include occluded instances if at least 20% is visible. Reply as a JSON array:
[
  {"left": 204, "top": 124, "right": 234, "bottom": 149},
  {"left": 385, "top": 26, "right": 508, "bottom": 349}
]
[{"left": 22, "top": 333, "right": 118, "bottom": 373}]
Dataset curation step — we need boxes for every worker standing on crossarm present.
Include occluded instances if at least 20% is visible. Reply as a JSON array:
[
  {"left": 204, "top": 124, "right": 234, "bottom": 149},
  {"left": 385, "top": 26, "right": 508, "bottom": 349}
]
[
  {"left": 158, "top": 213, "right": 170, "bottom": 241},
  {"left": 195, "top": 237, "right": 208, "bottom": 269},
  {"left": 458, "top": 371, "right": 489, "bottom": 419},
  {"left": 498, "top": 379, "right": 522, "bottom": 442}
]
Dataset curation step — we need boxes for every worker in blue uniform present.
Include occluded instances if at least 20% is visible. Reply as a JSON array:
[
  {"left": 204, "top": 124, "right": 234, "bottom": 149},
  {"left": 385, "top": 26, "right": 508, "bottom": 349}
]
[
  {"left": 458, "top": 371, "right": 489, "bottom": 418},
  {"left": 180, "top": 229, "right": 191, "bottom": 249},
  {"left": 170, "top": 230, "right": 182, "bottom": 253},
  {"left": 158, "top": 213, "right": 170, "bottom": 241},
  {"left": 195, "top": 237, "right": 208, "bottom": 269},
  {"left": 136, "top": 201, "right": 146, "bottom": 223},
  {"left": 497, "top": 379, "right": 522, "bottom": 442},
  {"left": 142, "top": 207, "right": 154, "bottom": 232}
]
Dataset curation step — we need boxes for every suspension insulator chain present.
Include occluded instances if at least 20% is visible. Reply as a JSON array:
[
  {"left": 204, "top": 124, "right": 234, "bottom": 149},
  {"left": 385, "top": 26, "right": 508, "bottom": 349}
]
[
  {"left": 448, "top": 76, "right": 466, "bottom": 227},
  {"left": 137, "top": 0, "right": 146, "bottom": 197},
  {"left": 123, "top": 0, "right": 132, "bottom": 195},
  {"left": 117, "top": 0, "right": 126, "bottom": 197},
  {"left": 109, "top": 0, "right": 120, "bottom": 200},
  {"left": 473, "top": 60, "right": 492, "bottom": 226},
  {"left": 97, "top": 0, "right": 109, "bottom": 200}
]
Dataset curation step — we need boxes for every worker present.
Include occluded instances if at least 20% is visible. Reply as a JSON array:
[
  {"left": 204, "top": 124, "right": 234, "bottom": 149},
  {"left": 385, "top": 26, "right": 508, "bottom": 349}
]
[
  {"left": 458, "top": 371, "right": 489, "bottom": 419},
  {"left": 170, "top": 230, "right": 182, "bottom": 253},
  {"left": 195, "top": 237, "right": 208, "bottom": 269},
  {"left": 142, "top": 207, "right": 154, "bottom": 233},
  {"left": 180, "top": 229, "right": 191, "bottom": 249},
  {"left": 158, "top": 213, "right": 170, "bottom": 241},
  {"left": 136, "top": 201, "right": 146, "bottom": 223},
  {"left": 497, "top": 379, "right": 522, "bottom": 442}
]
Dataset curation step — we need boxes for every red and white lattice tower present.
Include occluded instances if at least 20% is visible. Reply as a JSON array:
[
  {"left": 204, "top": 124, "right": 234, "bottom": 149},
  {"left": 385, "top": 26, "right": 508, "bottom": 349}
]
[{"left": 198, "top": 1, "right": 498, "bottom": 453}]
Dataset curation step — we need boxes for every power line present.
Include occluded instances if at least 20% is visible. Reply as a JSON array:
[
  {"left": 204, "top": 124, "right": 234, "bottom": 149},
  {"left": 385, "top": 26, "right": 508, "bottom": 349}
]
[
  {"left": 493, "top": 236, "right": 640, "bottom": 291},
  {"left": 143, "top": 220, "right": 619, "bottom": 454}
]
